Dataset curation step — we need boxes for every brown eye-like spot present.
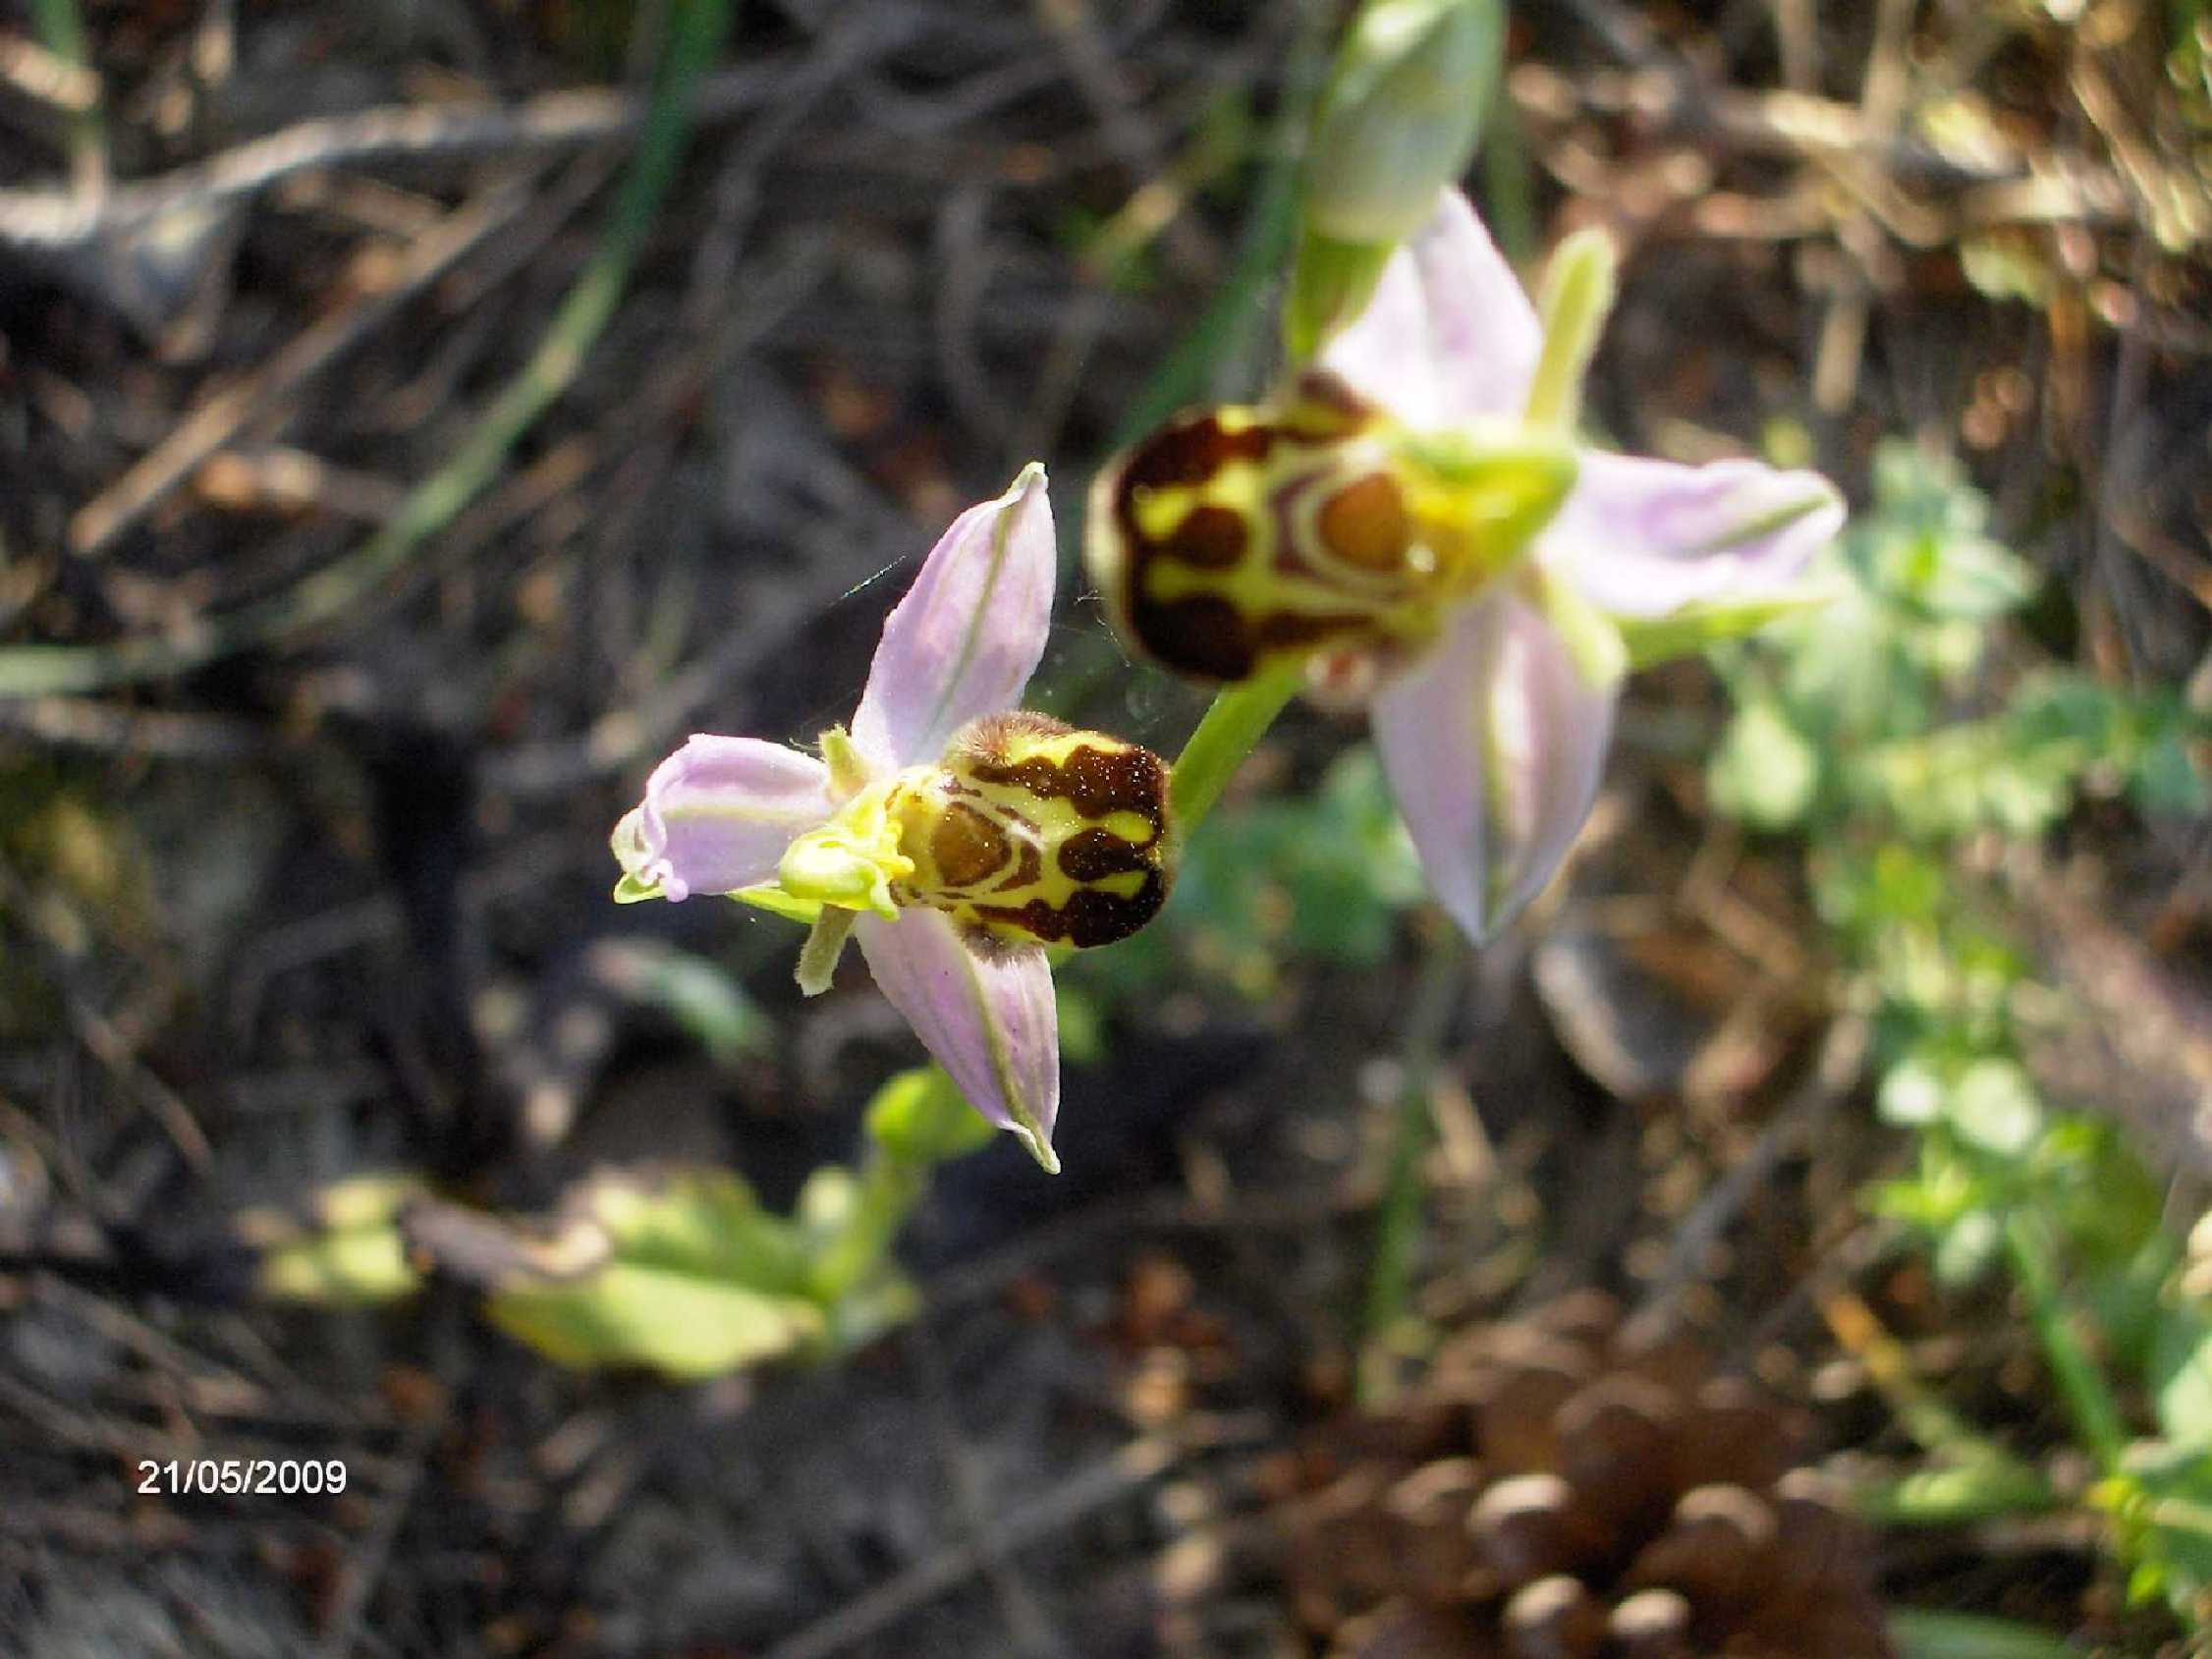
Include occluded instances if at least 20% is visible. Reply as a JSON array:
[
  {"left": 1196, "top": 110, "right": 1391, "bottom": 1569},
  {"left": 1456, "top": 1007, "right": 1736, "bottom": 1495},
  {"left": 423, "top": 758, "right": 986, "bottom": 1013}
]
[
  {"left": 1057, "top": 827, "right": 1150, "bottom": 882},
  {"left": 989, "top": 840, "right": 1041, "bottom": 892},
  {"left": 973, "top": 873, "right": 1167, "bottom": 950},
  {"left": 1168, "top": 504, "right": 1247, "bottom": 569},
  {"left": 1318, "top": 472, "right": 1410, "bottom": 573},
  {"left": 929, "top": 802, "right": 1010, "bottom": 890},
  {"left": 1118, "top": 413, "right": 1274, "bottom": 492},
  {"left": 968, "top": 741, "right": 1169, "bottom": 829},
  {"left": 1060, "top": 743, "right": 1167, "bottom": 828},
  {"left": 1255, "top": 610, "right": 1375, "bottom": 654},
  {"left": 1065, "top": 875, "right": 1169, "bottom": 946},
  {"left": 1130, "top": 593, "right": 1257, "bottom": 682}
]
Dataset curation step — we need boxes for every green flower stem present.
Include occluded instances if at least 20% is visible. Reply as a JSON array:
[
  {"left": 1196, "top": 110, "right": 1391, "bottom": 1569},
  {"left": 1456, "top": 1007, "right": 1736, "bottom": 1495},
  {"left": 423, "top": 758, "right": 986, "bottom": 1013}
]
[
  {"left": 1284, "top": 231, "right": 1393, "bottom": 365},
  {"left": 810, "top": 1148, "right": 926, "bottom": 1306},
  {"left": 814, "top": 1068, "right": 988, "bottom": 1304},
  {"left": 0, "top": 0, "right": 732, "bottom": 698},
  {"left": 2004, "top": 1212, "right": 2132, "bottom": 1470},
  {"left": 1168, "top": 667, "right": 1303, "bottom": 833},
  {"left": 1888, "top": 1610, "right": 2081, "bottom": 1659},
  {"left": 1358, "top": 919, "right": 1465, "bottom": 1406}
]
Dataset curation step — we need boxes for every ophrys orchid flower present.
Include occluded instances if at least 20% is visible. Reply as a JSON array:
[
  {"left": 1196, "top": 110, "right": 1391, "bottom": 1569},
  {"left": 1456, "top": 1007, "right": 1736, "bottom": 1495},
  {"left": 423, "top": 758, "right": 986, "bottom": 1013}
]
[
  {"left": 1088, "top": 190, "right": 1843, "bottom": 942},
  {"left": 613, "top": 466, "right": 1174, "bottom": 1171}
]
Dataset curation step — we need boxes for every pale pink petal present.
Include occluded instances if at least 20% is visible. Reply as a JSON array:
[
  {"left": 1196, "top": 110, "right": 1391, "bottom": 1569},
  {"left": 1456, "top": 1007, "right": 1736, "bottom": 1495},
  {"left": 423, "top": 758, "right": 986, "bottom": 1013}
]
[
  {"left": 1536, "top": 453, "right": 1845, "bottom": 619},
  {"left": 849, "top": 465, "right": 1056, "bottom": 773},
  {"left": 612, "top": 736, "right": 831, "bottom": 903},
  {"left": 1320, "top": 189, "right": 1542, "bottom": 429},
  {"left": 1371, "top": 593, "right": 1616, "bottom": 942},
  {"left": 854, "top": 909, "right": 1062, "bottom": 1170}
]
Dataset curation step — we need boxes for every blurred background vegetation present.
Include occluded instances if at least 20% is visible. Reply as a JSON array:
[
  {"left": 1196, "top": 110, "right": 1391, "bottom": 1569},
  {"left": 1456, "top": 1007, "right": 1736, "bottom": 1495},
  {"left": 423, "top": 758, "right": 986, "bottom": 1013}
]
[{"left": 1, "top": 0, "right": 2210, "bottom": 1653}]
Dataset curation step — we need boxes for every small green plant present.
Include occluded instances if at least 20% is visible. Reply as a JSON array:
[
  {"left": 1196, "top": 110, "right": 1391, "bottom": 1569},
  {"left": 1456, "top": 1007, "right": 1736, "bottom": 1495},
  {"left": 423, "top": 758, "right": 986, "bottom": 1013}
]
[
  {"left": 259, "top": 1065, "right": 988, "bottom": 1380},
  {"left": 1708, "top": 441, "right": 2212, "bottom": 1641}
]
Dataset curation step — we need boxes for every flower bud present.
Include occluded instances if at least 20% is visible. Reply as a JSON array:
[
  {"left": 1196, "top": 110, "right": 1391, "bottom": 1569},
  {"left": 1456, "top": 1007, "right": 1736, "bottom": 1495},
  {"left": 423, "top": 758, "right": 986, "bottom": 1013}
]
[
  {"left": 1288, "top": 0, "right": 1504, "bottom": 358},
  {"left": 1304, "top": 0, "right": 1504, "bottom": 247}
]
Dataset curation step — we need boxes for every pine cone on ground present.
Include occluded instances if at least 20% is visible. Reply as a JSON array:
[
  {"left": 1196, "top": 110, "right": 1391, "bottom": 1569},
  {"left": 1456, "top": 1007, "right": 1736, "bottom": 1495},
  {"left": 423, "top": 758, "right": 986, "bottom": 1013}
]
[{"left": 1281, "top": 1291, "right": 1894, "bottom": 1659}]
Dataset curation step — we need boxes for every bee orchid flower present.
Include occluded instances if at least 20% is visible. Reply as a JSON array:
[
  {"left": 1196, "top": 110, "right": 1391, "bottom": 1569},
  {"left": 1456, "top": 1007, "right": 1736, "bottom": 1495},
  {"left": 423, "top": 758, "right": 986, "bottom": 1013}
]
[
  {"left": 614, "top": 466, "right": 1175, "bottom": 1172},
  {"left": 1089, "top": 189, "right": 1844, "bottom": 942}
]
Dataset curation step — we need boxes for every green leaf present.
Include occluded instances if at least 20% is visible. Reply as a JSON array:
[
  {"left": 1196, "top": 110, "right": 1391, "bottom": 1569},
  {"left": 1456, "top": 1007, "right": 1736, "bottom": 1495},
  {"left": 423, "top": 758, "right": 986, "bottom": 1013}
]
[
  {"left": 1859, "top": 718, "right": 2078, "bottom": 840},
  {"left": 490, "top": 1265, "right": 823, "bottom": 1378},
  {"left": 2008, "top": 671, "right": 2212, "bottom": 820},
  {"left": 1815, "top": 841, "right": 1949, "bottom": 938},
  {"left": 2154, "top": 1302, "right": 2212, "bottom": 1450},
  {"left": 1762, "top": 549, "right": 1931, "bottom": 755},
  {"left": 1858, "top": 442, "right": 2037, "bottom": 622},
  {"left": 484, "top": 1168, "right": 826, "bottom": 1379},
  {"left": 2035, "top": 1114, "right": 2169, "bottom": 1273},
  {"left": 1932, "top": 1207, "right": 2003, "bottom": 1287},
  {"left": 1947, "top": 1058, "right": 2044, "bottom": 1157},
  {"left": 252, "top": 1173, "right": 426, "bottom": 1305},
  {"left": 593, "top": 1169, "right": 812, "bottom": 1289},
  {"left": 2131, "top": 728, "right": 2212, "bottom": 818},
  {"left": 262, "top": 1228, "right": 418, "bottom": 1304},
  {"left": 1872, "top": 1163, "right": 1987, "bottom": 1235},
  {"left": 1887, "top": 1609, "right": 2083, "bottom": 1659},
  {"left": 589, "top": 940, "right": 772, "bottom": 1065},
  {"left": 820, "top": 1267, "right": 922, "bottom": 1353},
  {"left": 2116, "top": 1441, "right": 2212, "bottom": 1618},
  {"left": 2076, "top": 1234, "right": 2179, "bottom": 1379},
  {"left": 1894, "top": 526, "right": 2036, "bottom": 621},
  {"left": 1877, "top": 1053, "right": 1947, "bottom": 1126},
  {"left": 1709, "top": 700, "right": 1820, "bottom": 831}
]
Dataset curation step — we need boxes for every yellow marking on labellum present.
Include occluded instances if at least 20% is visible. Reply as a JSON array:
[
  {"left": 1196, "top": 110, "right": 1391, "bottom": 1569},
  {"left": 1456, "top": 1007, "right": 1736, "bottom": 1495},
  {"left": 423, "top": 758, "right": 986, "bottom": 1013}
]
[
  {"left": 888, "top": 712, "right": 1174, "bottom": 953},
  {"left": 1086, "top": 369, "right": 1541, "bottom": 683}
]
